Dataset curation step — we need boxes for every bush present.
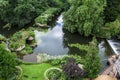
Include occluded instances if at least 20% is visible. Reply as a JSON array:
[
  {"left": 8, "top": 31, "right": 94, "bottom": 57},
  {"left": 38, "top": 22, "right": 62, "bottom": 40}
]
[
  {"left": 51, "top": 59, "right": 61, "bottom": 66},
  {"left": 61, "top": 55, "right": 83, "bottom": 64},
  {"left": 69, "top": 37, "right": 101, "bottom": 79},
  {"left": 28, "top": 31, "right": 35, "bottom": 37},
  {"left": 20, "top": 50, "right": 27, "bottom": 55},
  {"left": 25, "top": 45, "right": 33, "bottom": 54},
  {"left": 9, "top": 28, "right": 35, "bottom": 52},
  {"left": 9, "top": 31, "right": 24, "bottom": 50},
  {"left": 47, "top": 69, "right": 64, "bottom": 80},
  {"left": 35, "top": 8, "right": 60, "bottom": 24},
  {"left": 105, "top": 19, "right": 120, "bottom": 38},
  {"left": 0, "top": 35, "right": 6, "bottom": 41},
  {"left": 62, "top": 58, "right": 86, "bottom": 80},
  {"left": 50, "top": 55, "right": 83, "bottom": 66},
  {"left": 44, "top": 67, "right": 66, "bottom": 80},
  {"left": 20, "top": 45, "right": 33, "bottom": 55},
  {"left": 0, "top": 43, "right": 20, "bottom": 80}
]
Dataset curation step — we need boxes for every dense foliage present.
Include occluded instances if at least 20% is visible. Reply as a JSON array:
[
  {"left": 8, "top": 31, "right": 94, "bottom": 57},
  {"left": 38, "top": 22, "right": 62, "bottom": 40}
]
[
  {"left": 8, "top": 28, "right": 35, "bottom": 55},
  {"left": 69, "top": 37, "right": 101, "bottom": 78},
  {"left": 63, "top": 0, "right": 106, "bottom": 36},
  {"left": 35, "top": 8, "right": 61, "bottom": 24},
  {"left": 84, "top": 38, "right": 101, "bottom": 78},
  {"left": 0, "top": 0, "right": 37, "bottom": 27},
  {"left": 62, "top": 58, "right": 86, "bottom": 80},
  {"left": 63, "top": 0, "right": 120, "bottom": 39},
  {"left": 0, "top": 35, "right": 6, "bottom": 42},
  {"left": 105, "top": 19, "right": 120, "bottom": 38},
  {"left": 104, "top": 0, "right": 120, "bottom": 23},
  {"left": 0, "top": 43, "right": 19, "bottom": 80},
  {"left": 0, "top": 0, "right": 68, "bottom": 28}
]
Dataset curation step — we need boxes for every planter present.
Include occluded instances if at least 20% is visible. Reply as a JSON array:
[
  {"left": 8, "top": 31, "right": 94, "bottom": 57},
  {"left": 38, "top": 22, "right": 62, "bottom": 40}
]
[
  {"left": 44, "top": 67, "right": 65, "bottom": 80},
  {"left": 15, "top": 66, "right": 23, "bottom": 80}
]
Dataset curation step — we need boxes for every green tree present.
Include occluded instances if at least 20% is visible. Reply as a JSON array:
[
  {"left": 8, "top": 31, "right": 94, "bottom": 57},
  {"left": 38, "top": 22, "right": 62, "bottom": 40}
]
[
  {"left": 0, "top": 0, "right": 8, "bottom": 20},
  {"left": 1, "top": 0, "right": 36, "bottom": 27},
  {"left": 63, "top": 0, "right": 106, "bottom": 36},
  {"left": 84, "top": 38, "right": 101, "bottom": 78},
  {"left": 0, "top": 0, "right": 69, "bottom": 28},
  {"left": 105, "top": 19, "right": 120, "bottom": 36},
  {"left": 104, "top": 0, "right": 120, "bottom": 23},
  {"left": 69, "top": 37, "right": 101, "bottom": 79},
  {"left": 0, "top": 43, "right": 19, "bottom": 80},
  {"left": 0, "top": 0, "right": 50, "bottom": 27}
]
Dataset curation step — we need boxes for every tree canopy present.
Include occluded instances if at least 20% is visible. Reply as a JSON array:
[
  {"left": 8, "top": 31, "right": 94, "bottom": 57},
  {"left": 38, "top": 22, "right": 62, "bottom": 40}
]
[
  {"left": 0, "top": 43, "right": 19, "bottom": 80},
  {"left": 63, "top": 0, "right": 106, "bottom": 36},
  {"left": 104, "top": 0, "right": 120, "bottom": 23},
  {"left": 69, "top": 37, "right": 101, "bottom": 78},
  {"left": 0, "top": 0, "right": 48, "bottom": 27},
  {"left": 0, "top": 0, "right": 68, "bottom": 28}
]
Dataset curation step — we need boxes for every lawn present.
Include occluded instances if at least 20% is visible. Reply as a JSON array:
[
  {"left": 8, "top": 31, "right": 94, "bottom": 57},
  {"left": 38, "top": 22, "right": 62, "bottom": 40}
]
[{"left": 20, "top": 63, "right": 54, "bottom": 80}]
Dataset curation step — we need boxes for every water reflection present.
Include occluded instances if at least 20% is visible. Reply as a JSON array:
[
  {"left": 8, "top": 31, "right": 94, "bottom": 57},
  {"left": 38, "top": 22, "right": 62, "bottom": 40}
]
[
  {"left": 98, "top": 41, "right": 108, "bottom": 70},
  {"left": 63, "top": 29, "right": 92, "bottom": 55},
  {"left": 34, "top": 15, "right": 69, "bottom": 56}
]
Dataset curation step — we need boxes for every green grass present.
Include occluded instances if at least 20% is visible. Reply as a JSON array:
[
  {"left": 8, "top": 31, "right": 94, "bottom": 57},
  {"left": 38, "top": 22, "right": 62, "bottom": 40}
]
[{"left": 20, "top": 63, "right": 54, "bottom": 80}]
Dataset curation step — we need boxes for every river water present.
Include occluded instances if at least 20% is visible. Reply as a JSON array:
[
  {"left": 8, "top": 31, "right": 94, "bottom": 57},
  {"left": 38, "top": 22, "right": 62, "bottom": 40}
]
[
  {"left": 33, "top": 15, "right": 93, "bottom": 56},
  {"left": 34, "top": 15, "right": 69, "bottom": 56}
]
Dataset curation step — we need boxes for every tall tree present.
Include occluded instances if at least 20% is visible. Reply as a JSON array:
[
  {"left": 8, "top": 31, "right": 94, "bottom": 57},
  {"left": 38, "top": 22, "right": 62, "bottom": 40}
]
[
  {"left": 0, "top": 43, "right": 19, "bottom": 80},
  {"left": 63, "top": 0, "right": 106, "bottom": 36},
  {"left": 84, "top": 37, "right": 101, "bottom": 78},
  {"left": 69, "top": 37, "right": 101, "bottom": 79}
]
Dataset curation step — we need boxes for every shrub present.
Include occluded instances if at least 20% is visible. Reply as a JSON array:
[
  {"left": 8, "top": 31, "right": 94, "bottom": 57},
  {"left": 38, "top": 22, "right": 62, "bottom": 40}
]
[
  {"left": 0, "top": 43, "right": 20, "bottom": 80},
  {"left": 61, "top": 55, "right": 83, "bottom": 64},
  {"left": 35, "top": 8, "right": 60, "bottom": 24},
  {"left": 20, "top": 50, "right": 27, "bottom": 55},
  {"left": 44, "top": 67, "right": 66, "bottom": 80},
  {"left": 62, "top": 58, "right": 86, "bottom": 80},
  {"left": 0, "top": 35, "right": 6, "bottom": 42},
  {"left": 9, "top": 31, "right": 24, "bottom": 50},
  {"left": 9, "top": 28, "right": 35, "bottom": 52},
  {"left": 49, "top": 55, "right": 84, "bottom": 66},
  {"left": 20, "top": 45, "right": 33, "bottom": 55},
  {"left": 50, "top": 55, "right": 83, "bottom": 66},
  {"left": 28, "top": 31, "right": 35, "bottom": 37},
  {"left": 51, "top": 59, "right": 61, "bottom": 66},
  {"left": 25, "top": 45, "right": 33, "bottom": 54}
]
